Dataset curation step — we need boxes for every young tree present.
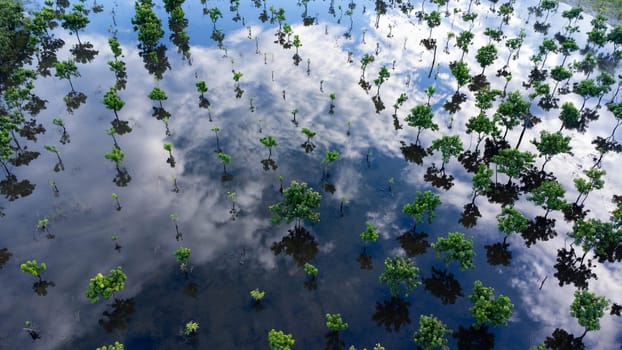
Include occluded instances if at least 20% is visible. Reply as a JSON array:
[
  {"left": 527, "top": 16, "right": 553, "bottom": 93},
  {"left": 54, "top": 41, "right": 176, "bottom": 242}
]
[
  {"left": 403, "top": 191, "right": 442, "bottom": 229},
  {"left": 260, "top": 136, "right": 277, "bottom": 158},
  {"left": 496, "top": 207, "right": 529, "bottom": 244},
  {"left": 558, "top": 101, "right": 580, "bottom": 131},
  {"left": 550, "top": 65, "right": 572, "bottom": 97},
  {"left": 573, "top": 168, "right": 606, "bottom": 205},
  {"left": 570, "top": 289, "right": 609, "bottom": 337},
  {"left": 269, "top": 180, "right": 321, "bottom": 228},
  {"left": 475, "top": 44, "right": 498, "bottom": 75},
  {"left": 217, "top": 152, "right": 232, "bottom": 174},
  {"left": 569, "top": 218, "right": 620, "bottom": 262},
  {"left": 148, "top": 86, "right": 168, "bottom": 108},
  {"left": 303, "top": 262, "right": 318, "bottom": 277},
  {"left": 527, "top": 180, "right": 569, "bottom": 218},
  {"left": 61, "top": 3, "right": 89, "bottom": 45},
  {"left": 379, "top": 256, "right": 421, "bottom": 297},
  {"left": 531, "top": 130, "right": 572, "bottom": 171},
  {"left": 85, "top": 266, "right": 127, "bottom": 303},
  {"left": 174, "top": 247, "right": 191, "bottom": 271},
  {"left": 432, "top": 232, "right": 476, "bottom": 270},
  {"left": 20, "top": 260, "right": 46, "bottom": 281},
  {"left": 96, "top": 342, "right": 124, "bottom": 350},
  {"left": 537, "top": 38, "right": 557, "bottom": 70},
  {"left": 54, "top": 60, "right": 80, "bottom": 92},
  {"left": 466, "top": 113, "right": 499, "bottom": 150},
  {"left": 429, "top": 135, "right": 464, "bottom": 170},
  {"left": 103, "top": 87, "right": 125, "bottom": 120},
  {"left": 413, "top": 314, "right": 451, "bottom": 350},
  {"left": 268, "top": 329, "right": 295, "bottom": 350},
  {"left": 424, "top": 11, "right": 441, "bottom": 41},
  {"left": 405, "top": 104, "right": 439, "bottom": 142},
  {"left": 360, "top": 53, "right": 375, "bottom": 79},
  {"left": 472, "top": 164, "right": 493, "bottom": 198},
  {"left": 196, "top": 80, "right": 208, "bottom": 97},
  {"left": 495, "top": 91, "right": 530, "bottom": 140},
  {"left": 455, "top": 30, "right": 474, "bottom": 61},
  {"left": 469, "top": 280, "right": 514, "bottom": 327},
  {"left": 373, "top": 66, "right": 390, "bottom": 96},
  {"left": 491, "top": 148, "right": 535, "bottom": 183},
  {"left": 450, "top": 60, "right": 471, "bottom": 94},
  {"left": 207, "top": 7, "right": 223, "bottom": 29},
  {"left": 321, "top": 150, "right": 339, "bottom": 178},
  {"left": 325, "top": 313, "right": 349, "bottom": 331},
  {"left": 105, "top": 146, "right": 125, "bottom": 171},
  {"left": 360, "top": 222, "right": 379, "bottom": 243}
]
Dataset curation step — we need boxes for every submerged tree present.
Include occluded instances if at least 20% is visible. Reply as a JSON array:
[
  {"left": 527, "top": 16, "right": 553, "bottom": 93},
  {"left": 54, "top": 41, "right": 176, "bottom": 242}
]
[
  {"left": 61, "top": 3, "right": 90, "bottom": 45},
  {"left": 103, "top": 87, "right": 125, "bottom": 120},
  {"left": 429, "top": 135, "right": 464, "bottom": 171},
  {"left": 405, "top": 104, "right": 439, "bottom": 142},
  {"left": 54, "top": 60, "right": 80, "bottom": 92},
  {"left": 531, "top": 130, "right": 572, "bottom": 171},
  {"left": 268, "top": 329, "right": 295, "bottom": 350},
  {"left": 475, "top": 44, "right": 498, "bottom": 76}
]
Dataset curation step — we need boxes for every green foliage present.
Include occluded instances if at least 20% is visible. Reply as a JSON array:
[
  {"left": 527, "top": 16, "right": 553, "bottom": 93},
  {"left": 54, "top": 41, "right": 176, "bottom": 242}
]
[
  {"left": 360, "top": 223, "right": 379, "bottom": 243},
  {"left": 232, "top": 70, "right": 243, "bottom": 82},
  {"left": 413, "top": 314, "right": 451, "bottom": 350},
  {"left": 495, "top": 91, "right": 530, "bottom": 134},
  {"left": 570, "top": 289, "right": 609, "bottom": 332},
  {"left": 496, "top": 207, "right": 529, "bottom": 236},
  {"left": 103, "top": 87, "right": 125, "bottom": 112},
  {"left": 527, "top": 180, "right": 569, "bottom": 213},
  {"left": 218, "top": 152, "right": 232, "bottom": 165},
  {"left": 429, "top": 135, "right": 464, "bottom": 165},
  {"left": 184, "top": 320, "right": 199, "bottom": 335},
  {"left": 424, "top": 11, "right": 441, "bottom": 34},
  {"left": 455, "top": 30, "right": 474, "bottom": 54},
  {"left": 269, "top": 180, "right": 321, "bottom": 226},
  {"left": 174, "top": 247, "right": 190, "bottom": 270},
  {"left": 61, "top": 4, "right": 90, "bottom": 38},
  {"left": 96, "top": 342, "right": 125, "bottom": 350},
  {"left": 551, "top": 65, "right": 572, "bottom": 83},
  {"left": 163, "top": 143, "right": 173, "bottom": 152},
  {"left": 475, "top": 44, "right": 498, "bottom": 73},
  {"left": 260, "top": 136, "right": 277, "bottom": 149},
  {"left": 326, "top": 313, "right": 349, "bottom": 331},
  {"left": 432, "top": 232, "right": 476, "bottom": 270},
  {"left": 196, "top": 80, "right": 208, "bottom": 94},
  {"left": 402, "top": 191, "right": 442, "bottom": 226},
  {"left": 450, "top": 60, "right": 471, "bottom": 89},
  {"left": 531, "top": 130, "right": 572, "bottom": 161},
  {"left": 405, "top": 104, "right": 439, "bottom": 134},
  {"left": 37, "top": 218, "right": 49, "bottom": 230},
  {"left": 559, "top": 102, "right": 580, "bottom": 129},
  {"left": 0, "top": 1, "right": 34, "bottom": 88},
  {"left": 250, "top": 288, "right": 265, "bottom": 301},
  {"left": 574, "top": 168, "right": 606, "bottom": 198},
  {"left": 491, "top": 148, "right": 535, "bottom": 180},
  {"left": 472, "top": 164, "right": 493, "bottom": 194},
  {"left": 379, "top": 256, "right": 421, "bottom": 297},
  {"left": 104, "top": 146, "right": 125, "bottom": 168},
  {"left": 373, "top": 66, "right": 390, "bottom": 91},
  {"left": 54, "top": 60, "right": 80, "bottom": 81},
  {"left": 569, "top": 218, "right": 621, "bottom": 260},
  {"left": 85, "top": 266, "right": 127, "bottom": 303},
  {"left": 108, "top": 37, "right": 123, "bottom": 58},
  {"left": 574, "top": 79, "right": 600, "bottom": 102},
  {"left": 20, "top": 260, "right": 46, "bottom": 279},
  {"left": 268, "top": 329, "right": 295, "bottom": 350},
  {"left": 468, "top": 280, "right": 514, "bottom": 327},
  {"left": 132, "top": 0, "right": 164, "bottom": 48},
  {"left": 301, "top": 127, "right": 316, "bottom": 140},
  {"left": 148, "top": 86, "right": 168, "bottom": 101},
  {"left": 322, "top": 150, "right": 339, "bottom": 166},
  {"left": 303, "top": 262, "right": 318, "bottom": 277}
]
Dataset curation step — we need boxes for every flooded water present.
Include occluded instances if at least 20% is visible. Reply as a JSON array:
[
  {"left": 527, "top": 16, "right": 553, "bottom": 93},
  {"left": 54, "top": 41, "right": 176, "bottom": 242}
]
[{"left": 1, "top": 0, "right": 621, "bottom": 349}]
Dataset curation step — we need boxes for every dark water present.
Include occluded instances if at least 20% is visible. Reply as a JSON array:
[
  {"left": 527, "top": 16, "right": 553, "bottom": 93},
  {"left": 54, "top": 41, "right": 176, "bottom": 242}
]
[{"left": 1, "top": 0, "right": 622, "bottom": 349}]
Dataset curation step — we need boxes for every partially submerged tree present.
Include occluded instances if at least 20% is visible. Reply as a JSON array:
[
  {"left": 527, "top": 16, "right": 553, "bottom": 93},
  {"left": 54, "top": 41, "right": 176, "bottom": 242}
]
[
  {"left": 531, "top": 130, "right": 572, "bottom": 171},
  {"left": 20, "top": 260, "right": 46, "bottom": 281},
  {"left": 527, "top": 180, "right": 569, "bottom": 218},
  {"left": 405, "top": 104, "right": 439, "bottom": 142},
  {"left": 269, "top": 181, "right": 321, "bottom": 228},
  {"left": 325, "top": 313, "right": 349, "bottom": 331},
  {"left": 268, "top": 329, "right": 295, "bottom": 350},
  {"left": 496, "top": 207, "right": 529, "bottom": 244},
  {"left": 379, "top": 256, "right": 421, "bottom": 297},
  {"left": 570, "top": 289, "right": 609, "bottom": 338},
  {"left": 413, "top": 314, "right": 451, "bottom": 350},
  {"left": 468, "top": 280, "right": 514, "bottom": 327},
  {"left": 85, "top": 266, "right": 127, "bottom": 303},
  {"left": 429, "top": 135, "right": 464, "bottom": 171},
  {"left": 432, "top": 231, "right": 476, "bottom": 270},
  {"left": 403, "top": 191, "right": 442, "bottom": 229}
]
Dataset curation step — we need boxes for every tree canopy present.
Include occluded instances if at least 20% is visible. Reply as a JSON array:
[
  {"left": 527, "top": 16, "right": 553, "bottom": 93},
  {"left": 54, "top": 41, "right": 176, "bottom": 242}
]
[{"left": 269, "top": 181, "right": 321, "bottom": 227}]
